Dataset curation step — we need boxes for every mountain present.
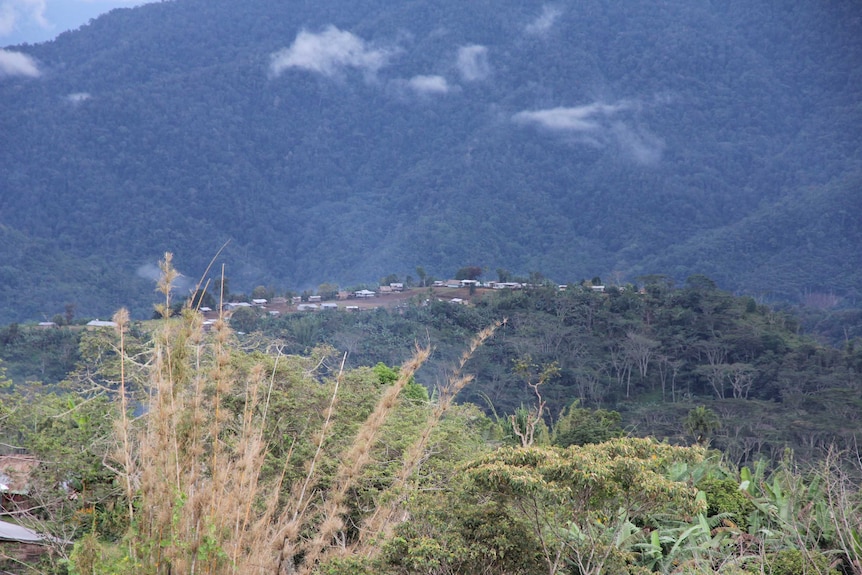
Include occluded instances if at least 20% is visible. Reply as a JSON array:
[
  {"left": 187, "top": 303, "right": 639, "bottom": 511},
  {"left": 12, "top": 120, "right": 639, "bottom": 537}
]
[{"left": 1, "top": 0, "right": 860, "bottom": 323}]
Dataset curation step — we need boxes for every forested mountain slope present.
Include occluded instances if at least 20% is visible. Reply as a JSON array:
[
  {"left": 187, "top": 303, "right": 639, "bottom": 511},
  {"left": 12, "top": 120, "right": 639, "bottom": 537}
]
[{"left": 1, "top": 0, "right": 860, "bottom": 323}]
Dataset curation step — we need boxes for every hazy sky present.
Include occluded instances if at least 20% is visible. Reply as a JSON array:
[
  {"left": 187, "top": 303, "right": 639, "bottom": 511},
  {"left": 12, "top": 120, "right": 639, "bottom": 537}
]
[{"left": 1, "top": 0, "right": 152, "bottom": 46}]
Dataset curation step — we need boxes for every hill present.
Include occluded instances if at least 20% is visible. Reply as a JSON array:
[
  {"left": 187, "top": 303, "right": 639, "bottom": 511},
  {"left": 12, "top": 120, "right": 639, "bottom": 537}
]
[{"left": 1, "top": 0, "right": 860, "bottom": 323}]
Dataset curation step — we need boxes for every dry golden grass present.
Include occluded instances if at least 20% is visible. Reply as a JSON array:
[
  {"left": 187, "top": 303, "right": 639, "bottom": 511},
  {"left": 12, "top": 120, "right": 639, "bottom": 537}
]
[{"left": 103, "top": 254, "right": 498, "bottom": 575}]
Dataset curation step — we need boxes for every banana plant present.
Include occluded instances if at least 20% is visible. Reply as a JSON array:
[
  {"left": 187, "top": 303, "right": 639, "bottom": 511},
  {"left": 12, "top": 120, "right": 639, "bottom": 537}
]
[{"left": 634, "top": 493, "right": 742, "bottom": 574}]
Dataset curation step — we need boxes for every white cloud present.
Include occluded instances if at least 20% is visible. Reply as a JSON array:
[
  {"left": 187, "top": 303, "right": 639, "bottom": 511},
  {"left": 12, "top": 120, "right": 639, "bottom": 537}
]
[
  {"left": 610, "top": 121, "right": 665, "bottom": 166},
  {"left": 65, "top": 91, "right": 90, "bottom": 102},
  {"left": 0, "top": 0, "right": 48, "bottom": 36},
  {"left": 269, "top": 25, "right": 392, "bottom": 78},
  {"left": 2, "top": 1, "right": 154, "bottom": 44},
  {"left": 512, "top": 102, "right": 631, "bottom": 132},
  {"left": 136, "top": 261, "right": 194, "bottom": 293},
  {"left": 456, "top": 44, "right": 489, "bottom": 82},
  {"left": 0, "top": 47, "right": 39, "bottom": 76},
  {"left": 525, "top": 5, "right": 562, "bottom": 35},
  {"left": 407, "top": 74, "right": 449, "bottom": 95},
  {"left": 513, "top": 100, "right": 665, "bottom": 165}
]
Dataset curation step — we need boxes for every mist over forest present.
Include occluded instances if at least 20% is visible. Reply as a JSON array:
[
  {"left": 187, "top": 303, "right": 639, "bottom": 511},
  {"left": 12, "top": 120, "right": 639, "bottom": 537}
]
[{"left": 1, "top": 0, "right": 860, "bottom": 323}]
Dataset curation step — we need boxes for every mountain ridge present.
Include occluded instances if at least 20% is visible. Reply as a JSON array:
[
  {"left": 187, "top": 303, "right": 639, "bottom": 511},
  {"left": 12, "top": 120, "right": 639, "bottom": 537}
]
[{"left": 1, "top": 0, "right": 860, "bottom": 323}]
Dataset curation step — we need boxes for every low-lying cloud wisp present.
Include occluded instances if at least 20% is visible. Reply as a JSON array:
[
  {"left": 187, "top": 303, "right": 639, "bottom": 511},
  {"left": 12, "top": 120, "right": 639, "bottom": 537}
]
[
  {"left": 0, "top": 47, "right": 40, "bottom": 77},
  {"left": 513, "top": 102, "right": 630, "bottom": 132},
  {"left": 269, "top": 25, "right": 392, "bottom": 79},
  {"left": 407, "top": 74, "right": 450, "bottom": 95},
  {"left": 136, "top": 262, "right": 195, "bottom": 294},
  {"left": 65, "top": 92, "right": 91, "bottom": 104},
  {"left": 513, "top": 100, "right": 665, "bottom": 165},
  {"left": 525, "top": 5, "right": 563, "bottom": 35},
  {"left": 456, "top": 44, "right": 490, "bottom": 82}
]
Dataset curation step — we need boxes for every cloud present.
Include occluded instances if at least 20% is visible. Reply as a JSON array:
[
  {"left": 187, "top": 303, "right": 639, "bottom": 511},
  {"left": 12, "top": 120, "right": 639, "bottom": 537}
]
[
  {"left": 610, "top": 121, "right": 665, "bottom": 166},
  {"left": 456, "top": 44, "right": 489, "bottom": 82},
  {"left": 512, "top": 102, "right": 631, "bottom": 132},
  {"left": 136, "top": 261, "right": 194, "bottom": 293},
  {"left": 407, "top": 74, "right": 449, "bottom": 95},
  {"left": 65, "top": 91, "right": 90, "bottom": 103},
  {"left": 525, "top": 5, "right": 562, "bottom": 35},
  {"left": 0, "top": 47, "right": 40, "bottom": 77},
  {"left": 0, "top": 0, "right": 48, "bottom": 36},
  {"left": 513, "top": 100, "right": 665, "bottom": 165},
  {"left": 269, "top": 25, "right": 392, "bottom": 78}
]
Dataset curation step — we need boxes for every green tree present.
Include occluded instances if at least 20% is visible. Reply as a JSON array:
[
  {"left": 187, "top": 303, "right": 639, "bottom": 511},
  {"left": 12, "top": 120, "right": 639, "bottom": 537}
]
[
  {"left": 0, "top": 391, "right": 124, "bottom": 545},
  {"left": 552, "top": 402, "right": 623, "bottom": 447},
  {"left": 464, "top": 438, "right": 707, "bottom": 575},
  {"left": 64, "top": 302, "right": 76, "bottom": 325},
  {"left": 318, "top": 282, "right": 339, "bottom": 300},
  {"left": 455, "top": 266, "right": 482, "bottom": 281},
  {"left": 684, "top": 405, "right": 721, "bottom": 446},
  {"left": 380, "top": 273, "right": 400, "bottom": 286},
  {"left": 251, "top": 285, "right": 278, "bottom": 300},
  {"left": 229, "top": 305, "right": 262, "bottom": 332}
]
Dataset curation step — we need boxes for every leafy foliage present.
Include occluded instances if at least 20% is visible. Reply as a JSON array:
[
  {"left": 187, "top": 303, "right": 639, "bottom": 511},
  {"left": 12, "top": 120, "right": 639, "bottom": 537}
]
[
  {"left": 2, "top": 275, "right": 862, "bottom": 573},
  {"left": 0, "top": 0, "right": 861, "bottom": 323}
]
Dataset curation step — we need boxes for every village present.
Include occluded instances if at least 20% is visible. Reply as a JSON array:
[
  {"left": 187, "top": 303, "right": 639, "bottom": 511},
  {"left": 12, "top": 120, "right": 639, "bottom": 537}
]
[{"left": 206, "top": 279, "right": 607, "bottom": 327}]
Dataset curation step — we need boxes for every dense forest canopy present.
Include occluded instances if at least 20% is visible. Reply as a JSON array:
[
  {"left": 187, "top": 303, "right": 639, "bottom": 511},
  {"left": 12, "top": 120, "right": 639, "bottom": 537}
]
[
  {"left": 3, "top": 276, "right": 861, "bottom": 467},
  {"left": 0, "top": 266, "right": 861, "bottom": 573},
  {"left": 1, "top": 0, "right": 861, "bottom": 323}
]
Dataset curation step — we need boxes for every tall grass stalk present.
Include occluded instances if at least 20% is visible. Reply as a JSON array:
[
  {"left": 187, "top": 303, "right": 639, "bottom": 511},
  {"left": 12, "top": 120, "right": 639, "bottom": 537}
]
[
  {"left": 290, "top": 346, "right": 431, "bottom": 575},
  {"left": 106, "top": 254, "right": 498, "bottom": 574},
  {"left": 111, "top": 307, "right": 136, "bottom": 552},
  {"left": 357, "top": 320, "right": 501, "bottom": 552}
]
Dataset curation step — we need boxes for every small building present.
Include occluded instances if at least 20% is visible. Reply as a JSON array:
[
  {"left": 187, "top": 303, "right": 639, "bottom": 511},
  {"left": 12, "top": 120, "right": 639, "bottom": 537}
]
[
  {"left": 390, "top": 283, "right": 404, "bottom": 291},
  {"left": 271, "top": 297, "right": 288, "bottom": 305},
  {"left": 460, "top": 279, "right": 480, "bottom": 288},
  {"left": 291, "top": 296, "right": 302, "bottom": 305},
  {"left": 337, "top": 291, "right": 350, "bottom": 300},
  {"left": 591, "top": 285, "right": 606, "bottom": 293},
  {"left": 297, "top": 304, "right": 319, "bottom": 312},
  {"left": 37, "top": 322, "right": 57, "bottom": 329},
  {"left": 355, "top": 289, "right": 376, "bottom": 298},
  {"left": 433, "top": 280, "right": 445, "bottom": 287},
  {"left": 379, "top": 285, "right": 393, "bottom": 294},
  {"left": 85, "top": 319, "right": 118, "bottom": 329},
  {"left": 252, "top": 298, "right": 267, "bottom": 306},
  {"left": 0, "top": 520, "right": 58, "bottom": 566},
  {"left": 492, "top": 282, "right": 523, "bottom": 290},
  {"left": 321, "top": 303, "right": 338, "bottom": 310},
  {"left": 0, "top": 454, "right": 37, "bottom": 509},
  {"left": 345, "top": 305, "right": 360, "bottom": 311},
  {"left": 308, "top": 295, "right": 322, "bottom": 303}
]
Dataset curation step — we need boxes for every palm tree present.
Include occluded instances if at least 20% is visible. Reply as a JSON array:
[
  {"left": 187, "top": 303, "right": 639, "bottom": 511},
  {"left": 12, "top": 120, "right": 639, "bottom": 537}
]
[{"left": 684, "top": 405, "right": 721, "bottom": 446}]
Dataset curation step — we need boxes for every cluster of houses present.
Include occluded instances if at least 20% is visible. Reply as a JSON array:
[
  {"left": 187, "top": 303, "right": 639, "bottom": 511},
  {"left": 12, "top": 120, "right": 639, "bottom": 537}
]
[
  {"left": 39, "top": 280, "right": 612, "bottom": 331},
  {"left": 202, "top": 280, "right": 611, "bottom": 323},
  {"left": 432, "top": 279, "right": 606, "bottom": 292}
]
